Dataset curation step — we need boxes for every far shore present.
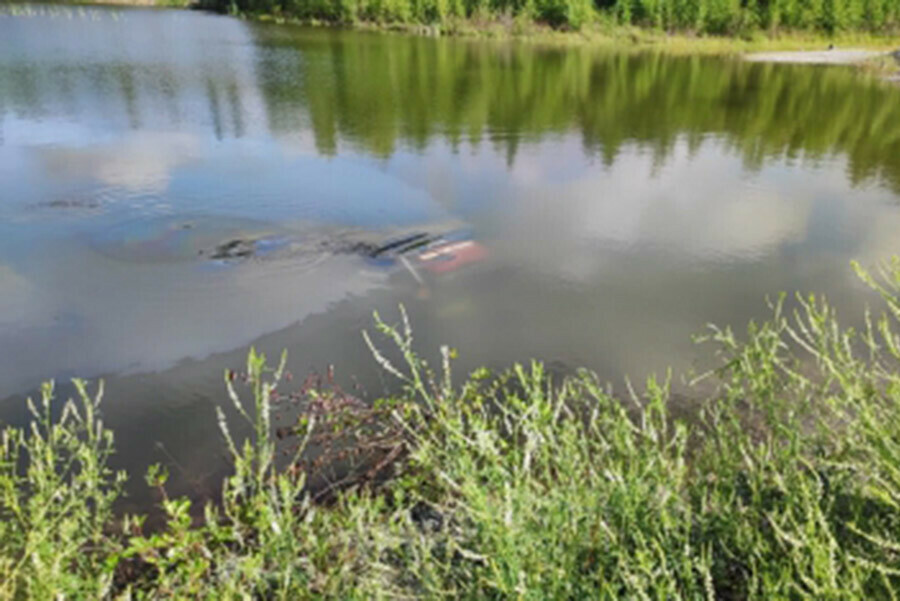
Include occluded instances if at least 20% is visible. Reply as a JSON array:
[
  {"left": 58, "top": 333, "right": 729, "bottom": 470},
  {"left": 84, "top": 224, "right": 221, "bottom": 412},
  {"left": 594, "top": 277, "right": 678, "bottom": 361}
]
[{"left": 4, "top": 0, "right": 899, "bottom": 78}]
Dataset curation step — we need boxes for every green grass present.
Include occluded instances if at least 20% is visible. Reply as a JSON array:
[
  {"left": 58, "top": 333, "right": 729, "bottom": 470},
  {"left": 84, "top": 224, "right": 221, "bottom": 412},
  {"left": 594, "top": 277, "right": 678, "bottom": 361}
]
[
  {"left": 5, "top": 0, "right": 898, "bottom": 45},
  {"left": 245, "top": 11, "right": 900, "bottom": 52},
  {"left": 199, "top": 0, "right": 900, "bottom": 38},
  {"left": 5, "top": 0, "right": 897, "bottom": 52},
  {"left": 6, "top": 258, "right": 900, "bottom": 597}
]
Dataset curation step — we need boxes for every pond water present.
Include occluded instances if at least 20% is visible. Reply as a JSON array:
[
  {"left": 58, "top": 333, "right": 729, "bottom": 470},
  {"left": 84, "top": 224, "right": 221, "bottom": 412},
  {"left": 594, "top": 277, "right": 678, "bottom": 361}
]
[{"left": 2, "top": 4, "right": 900, "bottom": 507}]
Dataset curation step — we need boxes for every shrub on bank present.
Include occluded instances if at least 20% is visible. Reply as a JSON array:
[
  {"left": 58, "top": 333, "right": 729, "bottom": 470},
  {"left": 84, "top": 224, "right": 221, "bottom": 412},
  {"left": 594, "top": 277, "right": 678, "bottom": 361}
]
[
  {"left": 4, "top": 259, "right": 900, "bottom": 597},
  {"left": 200, "top": 0, "right": 900, "bottom": 34}
]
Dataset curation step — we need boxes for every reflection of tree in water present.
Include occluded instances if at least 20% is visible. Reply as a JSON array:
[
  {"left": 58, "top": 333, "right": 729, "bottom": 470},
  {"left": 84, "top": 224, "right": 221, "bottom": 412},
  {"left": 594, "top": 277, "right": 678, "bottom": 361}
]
[
  {"left": 2, "top": 17, "right": 899, "bottom": 193},
  {"left": 0, "top": 61, "right": 254, "bottom": 140},
  {"left": 252, "top": 28, "right": 900, "bottom": 193},
  {"left": 0, "top": 65, "right": 44, "bottom": 119}
]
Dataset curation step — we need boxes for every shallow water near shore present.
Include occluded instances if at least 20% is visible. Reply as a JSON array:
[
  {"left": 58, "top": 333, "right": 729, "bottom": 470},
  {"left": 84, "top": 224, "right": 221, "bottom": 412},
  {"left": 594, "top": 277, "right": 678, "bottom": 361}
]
[{"left": 2, "top": 5, "right": 900, "bottom": 508}]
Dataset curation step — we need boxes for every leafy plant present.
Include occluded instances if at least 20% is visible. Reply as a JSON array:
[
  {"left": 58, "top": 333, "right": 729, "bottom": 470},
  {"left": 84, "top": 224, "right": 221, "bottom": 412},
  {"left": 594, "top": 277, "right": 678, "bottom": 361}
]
[
  {"left": 7, "top": 259, "right": 900, "bottom": 596},
  {"left": 0, "top": 381, "right": 125, "bottom": 599}
]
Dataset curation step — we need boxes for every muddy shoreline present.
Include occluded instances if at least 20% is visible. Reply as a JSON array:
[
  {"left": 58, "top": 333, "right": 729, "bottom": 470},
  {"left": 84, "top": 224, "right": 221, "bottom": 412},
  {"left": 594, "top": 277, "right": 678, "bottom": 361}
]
[
  {"left": 745, "top": 48, "right": 883, "bottom": 64},
  {"left": 745, "top": 47, "right": 900, "bottom": 82}
]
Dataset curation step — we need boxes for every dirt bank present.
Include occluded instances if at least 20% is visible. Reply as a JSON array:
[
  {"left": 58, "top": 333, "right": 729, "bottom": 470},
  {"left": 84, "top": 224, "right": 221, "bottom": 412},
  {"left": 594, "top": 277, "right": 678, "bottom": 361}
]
[{"left": 744, "top": 48, "right": 887, "bottom": 64}]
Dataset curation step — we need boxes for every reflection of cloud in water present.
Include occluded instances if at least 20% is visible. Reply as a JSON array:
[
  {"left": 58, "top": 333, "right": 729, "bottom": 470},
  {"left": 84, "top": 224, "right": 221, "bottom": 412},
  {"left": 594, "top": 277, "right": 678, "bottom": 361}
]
[
  {"left": 501, "top": 139, "right": 824, "bottom": 282},
  {"left": 39, "top": 132, "right": 200, "bottom": 193},
  {"left": 273, "top": 131, "right": 322, "bottom": 158},
  {"left": 87, "top": 214, "right": 290, "bottom": 264},
  {"left": 0, "top": 246, "right": 387, "bottom": 396},
  {"left": 0, "top": 265, "right": 32, "bottom": 326},
  {"left": 855, "top": 212, "right": 900, "bottom": 269},
  {"left": 0, "top": 9, "right": 267, "bottom": 140}
]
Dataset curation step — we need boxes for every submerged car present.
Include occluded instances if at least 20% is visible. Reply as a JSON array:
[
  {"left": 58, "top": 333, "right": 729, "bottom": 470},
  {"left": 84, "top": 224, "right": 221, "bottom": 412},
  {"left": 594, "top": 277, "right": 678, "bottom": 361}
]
[{"left": 364, "top": 229, "right": 488, "bottom": 278}]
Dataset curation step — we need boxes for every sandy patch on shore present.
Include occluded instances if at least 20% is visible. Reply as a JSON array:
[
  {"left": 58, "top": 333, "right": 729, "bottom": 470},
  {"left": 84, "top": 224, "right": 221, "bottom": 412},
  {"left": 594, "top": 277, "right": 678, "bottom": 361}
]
[{"left": 745, "top": 49, "right": 887, "bottom": 65}]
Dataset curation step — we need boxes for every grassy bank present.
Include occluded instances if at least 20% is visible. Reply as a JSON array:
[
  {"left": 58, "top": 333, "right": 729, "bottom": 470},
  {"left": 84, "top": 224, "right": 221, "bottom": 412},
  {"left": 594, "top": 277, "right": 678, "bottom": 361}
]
[
  {"left": 4, "top": 1, "right": 898, "bottom": 54},
  {"left": 5, "top": 259, "right": 900, "bottom": 597},
  {"left": 198, "top": 0, "right": 900, "bottom": 39},
  {"left": 257, "top": 13, "right": 900, "bottom": 53}
]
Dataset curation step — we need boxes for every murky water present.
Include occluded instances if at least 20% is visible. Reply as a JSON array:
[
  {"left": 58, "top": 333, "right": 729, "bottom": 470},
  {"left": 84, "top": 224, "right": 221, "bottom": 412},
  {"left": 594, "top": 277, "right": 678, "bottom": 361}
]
[{"left": 3, "top": 4, "right": 900, "bottom": 507}]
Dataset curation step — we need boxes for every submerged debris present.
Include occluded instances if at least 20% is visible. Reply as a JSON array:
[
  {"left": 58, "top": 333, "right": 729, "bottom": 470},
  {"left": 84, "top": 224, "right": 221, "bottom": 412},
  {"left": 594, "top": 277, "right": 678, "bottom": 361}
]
[
  {"left": 86, "top": 214, "right": 488, "bottom": 280},
  {"left": 32, "top": 197, "right": 103, "bottom": 211},
  {"left": 206, "top": 239, "right": 257, "bottom": 260},
  {"left": 200, "top": 228, "right": 488, "bottom": 277}
]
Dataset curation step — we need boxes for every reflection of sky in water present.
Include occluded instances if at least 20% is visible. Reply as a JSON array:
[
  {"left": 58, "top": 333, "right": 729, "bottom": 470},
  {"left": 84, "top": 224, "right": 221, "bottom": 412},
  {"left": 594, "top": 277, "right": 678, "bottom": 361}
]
[
  {"left": 2, "top": 127, "right": 898, "bottom": 393},
  {"left": 2, "top": 6, "right": 900, "bottom": 507}
]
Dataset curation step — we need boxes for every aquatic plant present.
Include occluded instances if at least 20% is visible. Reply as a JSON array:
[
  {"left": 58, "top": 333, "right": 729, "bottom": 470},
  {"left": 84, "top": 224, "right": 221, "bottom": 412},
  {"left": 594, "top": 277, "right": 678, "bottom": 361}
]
[{"left": 4, "top": 259, "right": 900, "bottom": 596}]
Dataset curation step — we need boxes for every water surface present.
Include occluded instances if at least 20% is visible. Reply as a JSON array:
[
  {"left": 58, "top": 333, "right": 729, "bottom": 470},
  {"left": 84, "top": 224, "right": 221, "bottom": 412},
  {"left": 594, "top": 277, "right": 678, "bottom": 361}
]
[{"left": 3, "top": 4, "right": 900, "bottom": 506}]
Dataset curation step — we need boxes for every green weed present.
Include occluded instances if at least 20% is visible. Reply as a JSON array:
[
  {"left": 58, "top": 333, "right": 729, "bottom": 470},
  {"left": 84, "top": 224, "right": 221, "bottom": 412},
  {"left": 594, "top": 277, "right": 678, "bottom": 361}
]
[
  {"left": 206, "top": 0, "right": 900, "bottom": 33},
  {"left": 6, "top": 259, "right": 900, "bottom": 596}
]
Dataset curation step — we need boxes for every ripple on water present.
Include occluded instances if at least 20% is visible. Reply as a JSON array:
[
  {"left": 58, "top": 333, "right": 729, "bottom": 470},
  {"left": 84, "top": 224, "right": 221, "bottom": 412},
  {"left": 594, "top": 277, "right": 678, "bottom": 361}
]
[
  {"left": 81, "top": 213, "right": 439, "bottom": 275},
  {"left": 85, "top": 214, "right": 293, "bottom": 265}
]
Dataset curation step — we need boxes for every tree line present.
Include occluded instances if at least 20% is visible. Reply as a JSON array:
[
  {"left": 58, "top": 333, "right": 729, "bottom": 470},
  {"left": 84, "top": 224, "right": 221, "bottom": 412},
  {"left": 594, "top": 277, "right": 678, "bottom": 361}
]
[{"left": 201, "top": 0, "right": 900, "bottom": 34}]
